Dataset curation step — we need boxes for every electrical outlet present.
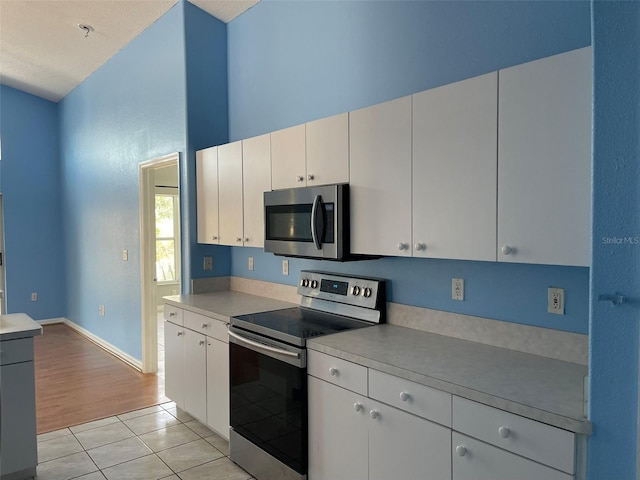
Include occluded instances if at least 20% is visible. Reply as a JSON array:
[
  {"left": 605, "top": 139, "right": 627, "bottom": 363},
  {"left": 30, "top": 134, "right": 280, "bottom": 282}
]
[
  {"left": 548, "top": 287, "right": 565, "bottom": 315},
  {"left": 99, "top": 305, "right": 105, "bottom": 316},
  {"left": 122, "top": 249, "right": 128, "bottom": 261},
  {"left": 452, "top": 278, "right": 464, "bottom": 301},
  {"left": 248, "top": 256, "right": 254, "bottom": 271},
  {"left": 203, "top": 256, "right": 213, "bottom": 271},
  {"left": 282, "top": 259, "right": 289, "bottom": 276},
  {"left": 31, "top": 292, "right": 38, "bottom": 302}
]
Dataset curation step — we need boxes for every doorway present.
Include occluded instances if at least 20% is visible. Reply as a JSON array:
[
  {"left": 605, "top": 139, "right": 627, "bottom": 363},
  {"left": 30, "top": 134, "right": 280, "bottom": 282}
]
[{"left": 139, "top": 153, "right": 181, "bottom": 374}]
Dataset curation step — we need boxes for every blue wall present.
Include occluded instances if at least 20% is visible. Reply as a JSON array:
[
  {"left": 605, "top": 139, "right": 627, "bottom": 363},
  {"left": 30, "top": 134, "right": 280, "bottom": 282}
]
[
  {"left": 58, "top": 3, "right": 190, "bottom": 359},
  {"left": 589, "top": 2, "right": 640, "bottom": 478},
  {"left": 184, "top": 1, "right": 232, "bottom": 281},
  {"left": 228, "top": 0, "right": 591, "bottom": 139},
  {"left": 0, "top": 86, "right": 66, "bottom": 319},
  {"left": 227, "top": 0, "right": 592, "bottom": 334}
]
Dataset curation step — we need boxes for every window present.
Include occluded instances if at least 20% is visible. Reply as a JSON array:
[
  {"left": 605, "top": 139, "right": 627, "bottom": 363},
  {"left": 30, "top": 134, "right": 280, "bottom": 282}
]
[{"left": 155, "top": 193, "right": 180, "bottom": 283}]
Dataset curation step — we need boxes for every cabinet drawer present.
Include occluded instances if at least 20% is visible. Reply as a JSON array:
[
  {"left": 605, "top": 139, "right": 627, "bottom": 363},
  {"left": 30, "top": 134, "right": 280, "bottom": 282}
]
[
  {"left": 308, "top": 350, "right": 367, "bottom": 395},
  {"left": 453, "top": 396, "right": 575, "bottom": 474},
  {"left": 0, "top": 338, "right": 34, "bottom": 365},
  {"left": 369, "top": 369, "right": 451, "bottom": 427},
  {"left": 164, "top": 304, "right": 183, "bottom": 325},
  {"left": 453, "top": 432, "right": 572, "bottom": 480},
  {"left": 184, "top": 311, "right": 227, "bottom": 342}
]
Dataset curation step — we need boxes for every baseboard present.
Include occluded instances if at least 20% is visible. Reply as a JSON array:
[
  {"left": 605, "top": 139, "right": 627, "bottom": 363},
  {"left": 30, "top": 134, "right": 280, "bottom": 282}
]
[
  {"left": 62, "top": 318, "right": 143, "bottom": 371},
  {"left": 37, "top": 317, "right": 66, "bottom": 325}
]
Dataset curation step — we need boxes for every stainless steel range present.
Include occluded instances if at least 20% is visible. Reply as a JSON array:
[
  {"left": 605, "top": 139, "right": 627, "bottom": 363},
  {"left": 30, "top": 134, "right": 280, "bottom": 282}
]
[{"left": 228, "top": 270, "right": 386, "bottom": 480}]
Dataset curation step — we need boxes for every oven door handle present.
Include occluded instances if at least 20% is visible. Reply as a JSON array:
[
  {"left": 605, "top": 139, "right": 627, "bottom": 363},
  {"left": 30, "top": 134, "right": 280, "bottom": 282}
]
[
  {"left": 228, "top": 328, "right": 301, "bottom": 359},
  {"left": 311, "top": 194, "right": 323, "bottom": 250}
]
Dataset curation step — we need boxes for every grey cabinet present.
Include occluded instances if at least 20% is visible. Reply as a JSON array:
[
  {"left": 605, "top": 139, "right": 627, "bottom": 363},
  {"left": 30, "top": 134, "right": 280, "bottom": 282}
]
[{"left": 0, "top": 337, "right": 38, "bottom": 480}]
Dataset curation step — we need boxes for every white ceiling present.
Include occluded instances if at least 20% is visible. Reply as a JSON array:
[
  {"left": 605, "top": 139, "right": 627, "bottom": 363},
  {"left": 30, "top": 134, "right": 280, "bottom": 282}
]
[{"left": 0, "top": 0, "right": 259, "bottom": 102}]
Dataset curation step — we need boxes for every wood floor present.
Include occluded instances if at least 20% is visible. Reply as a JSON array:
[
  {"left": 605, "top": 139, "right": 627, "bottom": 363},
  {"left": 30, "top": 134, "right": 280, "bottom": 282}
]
[{"left": 34, "top": 323, "right": 169, "bottom": 434}]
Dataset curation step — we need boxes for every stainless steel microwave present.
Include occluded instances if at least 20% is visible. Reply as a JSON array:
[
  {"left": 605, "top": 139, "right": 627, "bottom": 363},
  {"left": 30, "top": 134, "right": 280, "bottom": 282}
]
[{"left": 264, "top": 183, "right": 349, "bottom": 260}]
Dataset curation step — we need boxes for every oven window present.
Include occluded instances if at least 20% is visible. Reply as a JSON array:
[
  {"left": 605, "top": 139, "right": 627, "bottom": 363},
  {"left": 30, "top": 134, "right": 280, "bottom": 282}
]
[
  {"left": 230, "top": 342, "right": 308, "bottom": 474},
  {"left": 265, "top": 203, "right": 334, "bottom": 243}
]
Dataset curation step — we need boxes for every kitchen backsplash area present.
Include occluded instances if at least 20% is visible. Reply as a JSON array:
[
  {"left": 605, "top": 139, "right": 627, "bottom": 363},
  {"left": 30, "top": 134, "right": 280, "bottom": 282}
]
[{"left": 191, "top": 275, "right": 587, "bottom": 365}]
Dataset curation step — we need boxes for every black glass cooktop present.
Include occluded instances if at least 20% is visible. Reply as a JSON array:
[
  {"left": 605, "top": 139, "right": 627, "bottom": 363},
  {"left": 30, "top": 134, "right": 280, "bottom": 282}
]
[{"left": 231, "top": 307, "right": 371, "bottom": 347}]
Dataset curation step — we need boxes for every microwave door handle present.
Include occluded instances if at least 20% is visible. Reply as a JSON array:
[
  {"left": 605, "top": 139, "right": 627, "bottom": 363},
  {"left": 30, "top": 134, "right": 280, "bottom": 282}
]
[{"left": 311, "top": 194, "right": 323, "bottom": 250}]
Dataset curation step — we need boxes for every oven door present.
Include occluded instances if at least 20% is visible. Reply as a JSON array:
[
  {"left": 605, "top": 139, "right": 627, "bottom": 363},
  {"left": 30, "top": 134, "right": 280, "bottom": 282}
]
[
  {"left": 263, "top": 184, "right": 346, "bottom": 259},
  {"left": 228, "top": 327, "right": 307, "bottom": 477}
]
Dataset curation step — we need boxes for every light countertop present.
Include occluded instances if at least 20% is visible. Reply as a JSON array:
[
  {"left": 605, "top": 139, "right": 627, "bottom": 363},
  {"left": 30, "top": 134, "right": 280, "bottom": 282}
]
[
  {"left": 308, "top": 324, "right": 590, "bottom": 434},
  {"left": 0, "top": 313, "right": 43, "bottom": 341},
  {"left": 163, "top": 291, "right": 296, "bottom": 323}
]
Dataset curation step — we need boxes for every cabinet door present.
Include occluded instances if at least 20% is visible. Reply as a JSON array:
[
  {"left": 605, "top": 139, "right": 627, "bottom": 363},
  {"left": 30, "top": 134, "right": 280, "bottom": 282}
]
[
  {"left": 413, "top": 73, "right": 497, "bottom": 261},
  {"left": 271, "top": 124, "right": 306, "bottom": 190},
  {"left": 306, "top": 112, "right": 349, "bottom": 186},
  {"left": 350, "top": 96, "right": 413, "bottom": 256},
  {"left": 183, "top": 329, "right": 207, "bottom": 424},
  {"left": 164, "top": 320, "right": 185, "bottom": 410},
  {"left": 308, "top": 377, "right": 368, "bottom": 480},
  {"left": 218, "top": 141, "right": 244, "bottom": 247},
  {"left": 498, "top": 47, "right": 592, "bottom": 266},
  {"left": 369, "top": 400, "right": 451, "bottom": 480},
  {"left": 242, "top": 134, "right": 271, "bottom": 248},
  {"left": 196, "top": 147, "right": 219, "bottom": 244},
  {"left": 453, "top": 433, "right": 572, "bottom": 480},
  {"left": 206, "top": 337, "right": 229, "bottom": 439},
  {"left": 1, "top": 361, "right": 37, "bottom": 476}
]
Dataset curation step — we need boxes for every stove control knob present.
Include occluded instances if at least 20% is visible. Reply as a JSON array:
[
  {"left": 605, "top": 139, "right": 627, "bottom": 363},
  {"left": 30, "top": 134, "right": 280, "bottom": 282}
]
[
  {"left": 310, "top": 280, "right": 318, "bottom": 289},
  {"left": 301, "top": 278, "right": 309, "bottom": 288},
  {"left": 363, "top": 287, "right": 372, "bottom": 298},
  {"left": 351, "top": 286, "right": 361, "bottom": 296}
]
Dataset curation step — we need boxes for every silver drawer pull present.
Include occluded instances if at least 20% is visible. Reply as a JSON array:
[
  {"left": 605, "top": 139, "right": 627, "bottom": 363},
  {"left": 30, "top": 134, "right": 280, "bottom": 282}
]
[
  {"left": 169, "top": 312, "right": 176, "bottom": 317},
  {"left": 456, "top": 445, "right": 467, "bottom": 457},
  {"left": 329, "top": 367, "right": 338, "bottom": 376},
  {"left": 498, "top": 426, "right": 511, "bottom": 438},
  {"left": 399, "top": 391, "right": 410, "bottom": 402},
  {"left": 201, "top": 323, "right": 208, "bottom": 329}
]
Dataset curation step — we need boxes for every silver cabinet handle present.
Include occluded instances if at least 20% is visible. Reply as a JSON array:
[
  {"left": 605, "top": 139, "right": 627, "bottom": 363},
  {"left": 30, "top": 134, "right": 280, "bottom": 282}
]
[
  {"left": 369, "top": 409, "right": 379, "bottom": 419},
  {"left": 498, "top": 426, "right": 511, "bottom": 438},
  {"left": 353, "top": 402, "right": 363, "bottom": 412},
  {"left": 199, "top": 339, "right": 205, "bottom": 346},
  {"left": 177, "top": 331, "right": 183, "bottom": 336},
  {"left": 212, "top": 235, "right": 218, "bottom": 241},
  {"left": 236, "top": 237, "right": 243, "bottom": 242},
  {"left": 397, "top": 242, "right": 408, "bottom": 251},
  {"left": 400, "top": 391, "right": 410, "bottom": 402},
  {"left": 502, "top": 245, "right": 513, "bottom": 255},
  {"left": 456, "top": 445, "right": 467, "bottom": 457},
  {"left": 169, "top": 311, "right": 176, "bottom": 317},
  {"left": 414, "top": 243, "right": 426, "bottom": 251},
  {"left": 201, "top": 323, "right": 208, "bottom": 329},
  {"left": 296, "top": 175, "right": 304, "bottom": 182},
  {"left": 329, "top": 367, "right": 338, "bottom": 376},
  {"left": 307, "top": 174, "right": 315, "bottom": 181}
]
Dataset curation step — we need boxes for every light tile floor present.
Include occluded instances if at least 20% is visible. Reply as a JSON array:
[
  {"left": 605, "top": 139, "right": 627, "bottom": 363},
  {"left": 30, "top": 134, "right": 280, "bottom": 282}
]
[{"left": 36, "top": 402, "right": 255, "bottom": 480}]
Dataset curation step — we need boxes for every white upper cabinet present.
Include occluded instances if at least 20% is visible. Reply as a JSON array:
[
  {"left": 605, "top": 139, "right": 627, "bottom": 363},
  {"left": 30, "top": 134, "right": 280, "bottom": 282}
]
[
  {"left": 217, "top": 141, "right": 244, "bottom": 246},
  {"left": 242, "top": 133, "right": 271, "bottom": 248},
  {"left": 196, "top": 147, "right": 219, "bottom": 245},
  {"left": 413, "top": 72, "right": 498, "bottom": 261},
  {"left": 306, "top": 112, "right": 349, "bottom": 186},
  {"left": 498, "top": 47, "right": 592, "bottom": 266},
  {"left": 350, "top": 96, "right": 413, "bottom": 257},
  {"left": 271, "top": 124, "right": 306, "bottom": 190}
]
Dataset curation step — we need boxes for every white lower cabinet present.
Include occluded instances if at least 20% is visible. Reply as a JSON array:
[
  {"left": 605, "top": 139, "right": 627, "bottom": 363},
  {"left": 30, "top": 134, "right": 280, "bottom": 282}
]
[
  {"left": 164, "top": 304, "right": 230, "bottom": 438},
  {"left": 309, "top": 350, "right": 581, "bottom": 480},
  {"left": 308, "top": 376, "right": 368, "bottom": 480},
  {"left": 368, "top": 399, "right": 451, "bottom": 480},
  {"left": 308, "top": 350, "right": 451, "bottom": 480},
  {"left": 206, "top": 337, "right": 229, "bottom": 438},
  {"left": 183, "top": 329, "right": 207, "bottom": 424},
  {"left": 452, "top": 433, "right": 572, "bottom": 480},
  {"left": 164, "top": 319, "right": 185, "bottom": 409}
]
